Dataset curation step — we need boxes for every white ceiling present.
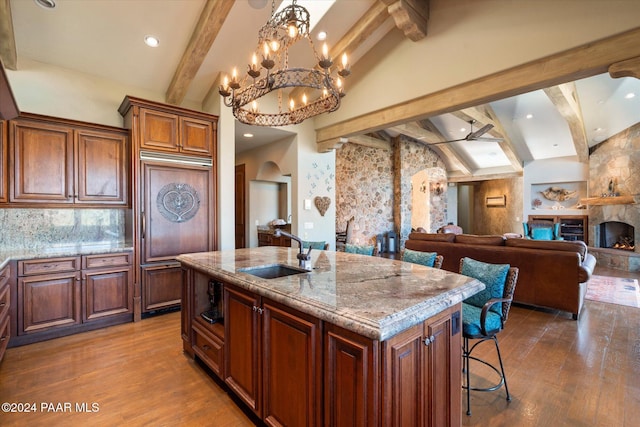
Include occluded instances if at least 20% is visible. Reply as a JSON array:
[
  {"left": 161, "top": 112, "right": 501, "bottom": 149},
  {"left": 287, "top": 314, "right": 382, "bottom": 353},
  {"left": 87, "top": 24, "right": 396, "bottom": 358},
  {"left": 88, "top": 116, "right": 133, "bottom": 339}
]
[{"left": 6, "top": 0, "right": 640, "bottom": 168}]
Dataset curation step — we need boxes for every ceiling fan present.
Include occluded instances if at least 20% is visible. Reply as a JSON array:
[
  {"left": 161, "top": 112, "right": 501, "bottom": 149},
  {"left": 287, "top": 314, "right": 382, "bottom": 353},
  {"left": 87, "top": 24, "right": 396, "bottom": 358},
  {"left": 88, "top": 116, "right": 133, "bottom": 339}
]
[{"left": 433, "top": 119, "right": 503, "bottom": 145}]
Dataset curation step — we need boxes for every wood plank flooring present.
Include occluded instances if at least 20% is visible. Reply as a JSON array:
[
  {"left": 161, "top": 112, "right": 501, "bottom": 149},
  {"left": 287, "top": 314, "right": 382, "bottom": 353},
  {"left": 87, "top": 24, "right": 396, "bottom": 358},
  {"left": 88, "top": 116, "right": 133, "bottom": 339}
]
[{"left": 0, "top": 266, "right": 638, "bottom": 426}]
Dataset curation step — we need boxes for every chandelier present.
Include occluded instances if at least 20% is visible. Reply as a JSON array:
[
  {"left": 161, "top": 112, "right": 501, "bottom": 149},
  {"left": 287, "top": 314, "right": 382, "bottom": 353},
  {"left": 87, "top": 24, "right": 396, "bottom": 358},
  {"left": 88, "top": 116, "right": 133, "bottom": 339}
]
[{"left": 218, "top": 0, "right": 350, "bottom": 127}]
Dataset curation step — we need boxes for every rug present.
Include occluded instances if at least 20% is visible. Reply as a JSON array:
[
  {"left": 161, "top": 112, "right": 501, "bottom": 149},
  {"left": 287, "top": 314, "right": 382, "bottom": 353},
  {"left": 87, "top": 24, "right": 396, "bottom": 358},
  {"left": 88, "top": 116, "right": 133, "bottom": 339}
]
[{"left": 585, "top": 275, "right": 640, "bottom": 308}]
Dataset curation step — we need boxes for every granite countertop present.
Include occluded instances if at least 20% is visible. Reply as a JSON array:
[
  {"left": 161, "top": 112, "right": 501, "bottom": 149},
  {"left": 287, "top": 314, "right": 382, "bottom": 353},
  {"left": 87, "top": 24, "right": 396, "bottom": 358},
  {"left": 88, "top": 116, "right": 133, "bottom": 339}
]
[
  {"left": 178, "top": 247, "right": 485, "bottom": 341},
  {"left": 0, "top": 242, "right": 134, "bottom": 269}
]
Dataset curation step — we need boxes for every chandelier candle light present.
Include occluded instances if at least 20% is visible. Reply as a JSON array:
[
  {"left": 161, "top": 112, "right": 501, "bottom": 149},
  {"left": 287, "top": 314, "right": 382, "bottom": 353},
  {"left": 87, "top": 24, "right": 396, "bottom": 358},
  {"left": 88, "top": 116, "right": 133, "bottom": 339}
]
[{"left": 219, "top": 0, "right": 350, "bottom": 126}]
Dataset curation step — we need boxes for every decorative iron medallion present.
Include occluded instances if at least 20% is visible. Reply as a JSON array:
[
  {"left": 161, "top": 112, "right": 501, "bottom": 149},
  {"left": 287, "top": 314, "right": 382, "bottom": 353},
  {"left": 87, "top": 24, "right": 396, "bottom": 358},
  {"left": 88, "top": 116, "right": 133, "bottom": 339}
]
[{"left": 157, "top": 183, "right": 200, "bottom": 223}]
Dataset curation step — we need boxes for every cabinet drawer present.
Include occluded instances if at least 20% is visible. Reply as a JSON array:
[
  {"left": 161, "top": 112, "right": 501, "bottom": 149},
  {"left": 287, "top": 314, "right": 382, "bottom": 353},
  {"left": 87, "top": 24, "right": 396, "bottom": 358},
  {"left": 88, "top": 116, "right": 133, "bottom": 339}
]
[
  {"left": 18, "top": 257, "right": 81, "bottom": 276},
  {"left": 0, "top": 264, "right": 10, "bottom": 288},
  {"left": 82, "top": 252, "right": 132, "bottom": 269},
  {"left": 193, "top": 322, "right": 224, "bottom": 378}
]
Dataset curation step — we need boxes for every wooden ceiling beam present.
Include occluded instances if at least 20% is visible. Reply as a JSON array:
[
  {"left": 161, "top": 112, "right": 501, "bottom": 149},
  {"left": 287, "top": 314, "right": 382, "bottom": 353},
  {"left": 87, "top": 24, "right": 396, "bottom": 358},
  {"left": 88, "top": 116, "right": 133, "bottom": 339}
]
[
  {"left": 165, "top": 0, "right": 234, "bottom": 105},
  {"left": 0, "top": 0, "right": 17, "bottom": 70},
  {"left": 389, "top": 120, "right": 473, "bottom": 175},
  {"left": 348, "top": 134, "right": 391, "bottom": 150},
  {"left": 380, "top": 0, "right": 429, "bottom": 41},
  {"left": 316, "top": 27, "right": 640, "bottom": 146},
  {"left": 289, "top": 0, "right": 390, "bottom": 101},
  {"left": 543, "top": 83, "right": 589, "bottom": 163},
  {"left": 608, "top": 56, "right": 640, "bottom": 79}
]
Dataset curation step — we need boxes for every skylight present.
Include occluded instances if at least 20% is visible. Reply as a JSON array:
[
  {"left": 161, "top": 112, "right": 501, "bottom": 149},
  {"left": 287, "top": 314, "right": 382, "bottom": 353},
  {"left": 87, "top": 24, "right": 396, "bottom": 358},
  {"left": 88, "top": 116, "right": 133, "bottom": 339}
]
[{"left": 275, "top": 0, "right": 335, "bottom": 32}]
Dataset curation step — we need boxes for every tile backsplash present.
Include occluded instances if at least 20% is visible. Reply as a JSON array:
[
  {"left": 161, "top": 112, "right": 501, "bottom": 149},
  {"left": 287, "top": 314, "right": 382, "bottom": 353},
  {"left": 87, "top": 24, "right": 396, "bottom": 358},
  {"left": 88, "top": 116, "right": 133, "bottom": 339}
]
[{"left": 0, "top": 208, "right": 128, "bottom": 251}]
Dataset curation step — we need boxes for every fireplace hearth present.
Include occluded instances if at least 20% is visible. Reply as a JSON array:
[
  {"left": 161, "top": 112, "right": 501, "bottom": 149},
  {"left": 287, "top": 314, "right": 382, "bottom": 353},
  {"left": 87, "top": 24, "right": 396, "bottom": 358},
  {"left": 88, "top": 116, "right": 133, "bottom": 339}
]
[{"left": 599, "top": 221, "right": 635, "bottom": 251}]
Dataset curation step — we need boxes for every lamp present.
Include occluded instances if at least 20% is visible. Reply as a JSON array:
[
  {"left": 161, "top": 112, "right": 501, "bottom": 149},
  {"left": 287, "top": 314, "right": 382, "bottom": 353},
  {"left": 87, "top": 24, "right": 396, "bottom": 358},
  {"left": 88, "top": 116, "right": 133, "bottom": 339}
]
[{"left": 219, "top": 0, "right": 350, "bottom": 127}]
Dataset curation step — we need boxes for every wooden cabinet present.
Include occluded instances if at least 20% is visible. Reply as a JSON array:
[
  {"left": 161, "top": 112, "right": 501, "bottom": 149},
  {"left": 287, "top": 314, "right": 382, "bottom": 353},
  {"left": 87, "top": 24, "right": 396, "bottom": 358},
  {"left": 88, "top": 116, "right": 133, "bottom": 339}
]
[
  {"left": 8, "top": 114, "right": 129, "bottom": 206},
  {"left": 75, "top": 129, "right": 128, "bottom": 205},
  {"left": 223, "top": 282, "right": 322, "bottom": 426},
  {"left": 17, "top": 257, "right": 82, "bottom": 334},
  {"left": 139, "top": 108, "right": 213, "bottom": 157},
  {"left": 528, "top": 215, "right": 588, "bottom": 242},
  {"left": 381, "top": 304, "right": 462, "bottom": 427},
  {"left": 119, "top": 96, "right": 218, "bottom": 319},
  {"left": 258, "top": 231, "right": 292, "bottom": 247},
  {"left": 10, "top": 120, "right": 74, "bottom": 203},
  {"left": 182, "top": 266, "right": 463, "bottom": 427},
  {"left": 13, "top": 252, "right": 133, "bottom": 345},
  {"left": 140, "top": 263, "right": 183, "bottom": 312},
  {"left": 324, "top": 323, "right": 378, "bottom": 426},
  {"left": 0, "top": 264, "right": 11, "bottom": 363},
  {"left": 82, "top": 252, "right": 133, "bottom": 322}
]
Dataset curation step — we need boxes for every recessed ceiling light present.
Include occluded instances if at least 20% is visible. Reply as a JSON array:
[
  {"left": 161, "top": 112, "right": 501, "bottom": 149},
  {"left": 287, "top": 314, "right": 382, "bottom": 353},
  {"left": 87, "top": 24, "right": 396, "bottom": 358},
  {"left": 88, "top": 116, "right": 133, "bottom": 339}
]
[
  {"left": 317, "top": 31, "right": 327, "bottom": 41},
  {"left": 459, "top": 127, "right": 466, "bottom": 132},
  {"left": 625, "top": 92, "right": 636, "bottom": 99},
  {"left": 526, "top": 114, "right": 533, "bottom": 119},
  {"left": 243, "top": 133, "right": 254, "bottom": 138},
  {"left": 248, "top": 0, "right": 268, "bottom": 9},
  {"left": 144, "top": 35, "right": 160, "bottom": 47},
  {"left": 34, "top": 0, "right": 56, "bottom": 9},
  {"left": 594, "top": 127, "right": 604, "bottom": 132},
  {"left": 553, "top": 143, "right": 559, "bottom": 148}
]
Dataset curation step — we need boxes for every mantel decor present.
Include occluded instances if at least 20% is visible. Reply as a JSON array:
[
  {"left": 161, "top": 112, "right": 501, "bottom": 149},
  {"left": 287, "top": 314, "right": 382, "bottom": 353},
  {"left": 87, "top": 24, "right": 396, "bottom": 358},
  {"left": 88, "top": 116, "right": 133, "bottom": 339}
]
[
  {"left": 486, "top": 195, "right": 506, "bottom": 207},
  {"left": 218, "top": 0, "right": 350, "bottom": 126}
]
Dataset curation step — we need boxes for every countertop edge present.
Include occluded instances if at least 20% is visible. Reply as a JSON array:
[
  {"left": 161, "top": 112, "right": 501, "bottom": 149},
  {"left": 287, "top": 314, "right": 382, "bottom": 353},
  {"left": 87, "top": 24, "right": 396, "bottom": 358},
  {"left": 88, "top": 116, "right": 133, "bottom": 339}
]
[{"left": 178, "top": 254, "right": 485, "bottom": 341}]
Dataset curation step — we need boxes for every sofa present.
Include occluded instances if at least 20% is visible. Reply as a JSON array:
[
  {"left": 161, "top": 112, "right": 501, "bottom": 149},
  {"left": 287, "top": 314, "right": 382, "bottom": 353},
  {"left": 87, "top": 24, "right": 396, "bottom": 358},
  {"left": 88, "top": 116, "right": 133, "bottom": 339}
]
[{"left": 405, "top": 233, "right": 597, "bottom": 319}]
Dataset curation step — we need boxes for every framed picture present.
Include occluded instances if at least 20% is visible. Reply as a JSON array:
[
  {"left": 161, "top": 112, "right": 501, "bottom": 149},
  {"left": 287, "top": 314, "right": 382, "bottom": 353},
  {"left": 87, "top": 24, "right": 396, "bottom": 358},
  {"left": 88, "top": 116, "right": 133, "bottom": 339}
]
[{"left": 486, "top": 195, "right": 506, "bottom": 207}]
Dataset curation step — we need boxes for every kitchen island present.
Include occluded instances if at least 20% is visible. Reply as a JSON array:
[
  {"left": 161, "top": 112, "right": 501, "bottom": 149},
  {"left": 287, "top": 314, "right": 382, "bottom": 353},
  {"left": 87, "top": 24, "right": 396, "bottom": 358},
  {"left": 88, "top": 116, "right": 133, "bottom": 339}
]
[{"left": 178, "top": 247, "right": 484, "bottom": 427}]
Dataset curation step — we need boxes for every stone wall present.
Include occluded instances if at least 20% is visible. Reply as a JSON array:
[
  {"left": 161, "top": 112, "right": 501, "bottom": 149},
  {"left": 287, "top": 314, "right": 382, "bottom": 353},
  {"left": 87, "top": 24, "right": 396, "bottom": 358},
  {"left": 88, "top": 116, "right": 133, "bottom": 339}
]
[
  {"left": 588, "top": 122, "right": 640, "bottom": 271},
  {"left": 335, "top": 136, "right": 447, "bottom": 247},
  {"left": 335, "top": 142, "right": 394, "bottom": 245}
]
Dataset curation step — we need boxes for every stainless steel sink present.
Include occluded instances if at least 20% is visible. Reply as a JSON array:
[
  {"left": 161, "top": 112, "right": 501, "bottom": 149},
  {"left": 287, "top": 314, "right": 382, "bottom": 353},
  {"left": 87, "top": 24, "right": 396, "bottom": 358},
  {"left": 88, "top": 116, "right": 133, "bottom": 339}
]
[{"left": 239, "top": 264, "right": 309, "bottom": 279}]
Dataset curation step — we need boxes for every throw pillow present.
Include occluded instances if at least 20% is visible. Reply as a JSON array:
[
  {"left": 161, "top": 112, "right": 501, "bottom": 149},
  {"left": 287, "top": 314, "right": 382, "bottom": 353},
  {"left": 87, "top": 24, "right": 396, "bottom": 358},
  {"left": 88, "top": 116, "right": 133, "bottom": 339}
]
[
  {"left": 531, "top": 227, "right": 553, "bottom": 240},
  {"left": 402, "top": 248, "right": 437, "bottom": 267},
  {"left": 461, "top": 257, "right": 510, "bottom": 313},
  {"left": 345, "top": 244, "right": 374, "bottom": 255}
]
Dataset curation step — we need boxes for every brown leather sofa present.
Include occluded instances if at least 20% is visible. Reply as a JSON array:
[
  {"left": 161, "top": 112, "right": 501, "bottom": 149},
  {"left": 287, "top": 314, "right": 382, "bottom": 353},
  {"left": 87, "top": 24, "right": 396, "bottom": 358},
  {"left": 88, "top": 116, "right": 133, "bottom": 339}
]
[{"left": 405, "top": 233, "right": 597, "bottom": 319}]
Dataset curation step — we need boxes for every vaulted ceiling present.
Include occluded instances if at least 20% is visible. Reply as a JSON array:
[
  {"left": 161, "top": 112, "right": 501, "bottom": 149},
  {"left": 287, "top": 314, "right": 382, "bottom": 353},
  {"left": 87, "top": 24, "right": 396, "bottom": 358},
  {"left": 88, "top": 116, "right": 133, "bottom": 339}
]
[{"left": 2, "top": 0, "right": 639, "bottom": 182}]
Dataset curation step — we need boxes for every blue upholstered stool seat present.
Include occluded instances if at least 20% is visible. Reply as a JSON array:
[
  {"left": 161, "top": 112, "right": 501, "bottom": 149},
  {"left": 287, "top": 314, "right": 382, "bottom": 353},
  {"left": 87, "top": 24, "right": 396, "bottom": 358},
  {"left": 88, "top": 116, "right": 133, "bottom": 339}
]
[{"left": 462, "top": 303, "right": 503, "bottom": 337}]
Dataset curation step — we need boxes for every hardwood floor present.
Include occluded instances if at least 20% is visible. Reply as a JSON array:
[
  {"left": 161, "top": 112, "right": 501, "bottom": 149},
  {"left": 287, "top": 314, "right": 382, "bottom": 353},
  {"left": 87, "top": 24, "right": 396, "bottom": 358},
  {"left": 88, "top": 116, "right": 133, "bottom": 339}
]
[{"left": 0, "top": 266, "right": 638, "bottom": 426}]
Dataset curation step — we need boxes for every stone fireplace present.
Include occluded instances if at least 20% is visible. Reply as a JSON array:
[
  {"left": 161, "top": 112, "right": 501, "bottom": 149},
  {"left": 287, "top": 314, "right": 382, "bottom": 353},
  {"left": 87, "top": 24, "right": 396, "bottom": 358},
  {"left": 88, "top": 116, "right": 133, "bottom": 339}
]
[
  {"left": 598, "top": 221, "right": 635, "bottom": 251},
  {"left": 587, "top": 122, "right": 640, "bottom": 272}
]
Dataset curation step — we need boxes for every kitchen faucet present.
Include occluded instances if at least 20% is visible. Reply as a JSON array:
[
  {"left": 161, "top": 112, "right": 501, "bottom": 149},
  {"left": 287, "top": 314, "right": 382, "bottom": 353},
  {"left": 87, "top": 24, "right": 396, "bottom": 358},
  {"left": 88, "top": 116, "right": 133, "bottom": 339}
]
[{"left": 273, "top": 229, "right": 312, "bottom": 270}]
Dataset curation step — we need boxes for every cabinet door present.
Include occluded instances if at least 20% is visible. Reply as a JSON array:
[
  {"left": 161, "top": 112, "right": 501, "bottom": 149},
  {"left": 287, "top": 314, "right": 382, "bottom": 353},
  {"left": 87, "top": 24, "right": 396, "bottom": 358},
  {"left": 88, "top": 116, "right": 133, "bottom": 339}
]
[
  {"left": 424, "top": 305, "right": 461, "bottom": 427},
  {"left": 224, "top": 285, "right": 262, "bottom": 417},
  {"left": 142, "top": 161, "right": 213, "bottom": 263},
  {"left": 382, "top": 323, "right": 425, "bottom": 426},
  {"left": 262, "top": 299, "right": 321, "bottom": 427},
  {"left": 180, "top": 117, "right": 213, "bottom": 156},
  {"left": 324, "top": 323, "right": 378, "bottom": 427},
  {"left": 10, "top": 120, "right": 74, "bottom": 203},
  {"left": 76, "top": 129, "right": 128, "bottom": 205},
  {"left": 139, "top": 108, "right": 179, "bottom": 153},
  {"left": 141, "top": 264, "right": 182, "bottom": 312},
  {"left": 0, "top": 120, "right": 6, "bottom": 203},
  {"left": 83, "top": 266, "right": 133, "bottom": 321},
  {"left": 18, "top": 272, "right": 81, "bottom": 334}
]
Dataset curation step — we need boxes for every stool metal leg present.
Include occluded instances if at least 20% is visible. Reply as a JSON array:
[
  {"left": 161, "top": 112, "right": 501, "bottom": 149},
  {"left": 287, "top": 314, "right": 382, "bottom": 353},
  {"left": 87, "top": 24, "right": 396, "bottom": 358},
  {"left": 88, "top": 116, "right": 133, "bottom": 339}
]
[
  {"left": 492, "top": 336, "right": 511, "bottom": 401},
  {"left": 462, "top": 335, "right": 511, "bottom": 416}
]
